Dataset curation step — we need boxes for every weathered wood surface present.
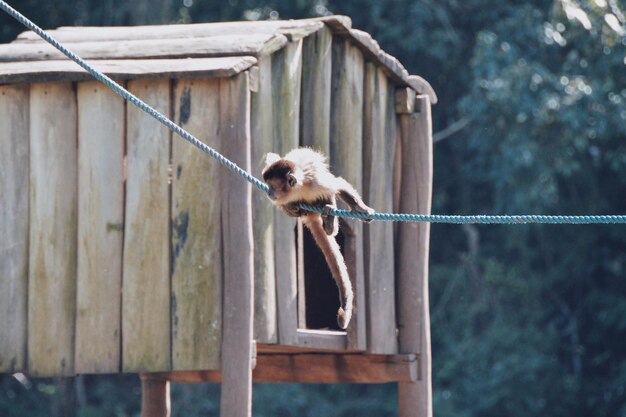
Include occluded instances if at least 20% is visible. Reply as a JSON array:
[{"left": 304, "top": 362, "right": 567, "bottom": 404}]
[
  {"left": 363, "top": 64, "right": 398, "bottom": 354},
  {"left": 75, "top": 81, "right": 125, "bottom": 374},
  {"left": 123, "top": 79, "right": 172, "bottom": 372},
  {"left": 16, "top": 19, "right": 324, "bottom": 43},
  {"left": 250, "top": 57, "right": 277, "bottom": 344},
  {"left": 296, "top": 329, "right": 346, "bottom": 351},
  {"left": 271, "top": 40, "right": 302, "bottom": 346},
  {"left": 395, "top": 87, "right": 417, "bottom": 114},
  {"left": 342, "top": 29, "right": 438, "bottom": 104},
  {"left": 253, "top": 353, "right": 416, "bottom": 383},
  {"left": 219, "top": 73, "right": 254, "bottom": 417},
  {"left": 300, "top": 25, "right": 332, "bottom": 151},
  {"left": 0, "top": 57, "right": 257, "bottom": 85},
  {"left": 329, "top": 39, "right": 366, "bottom": 351},
  {"left": 0, "top": 85, "right": 29, "bottom": 373},
  {"left": 148, "top": 353, "right": 417, "bottom": 384},
  {"left": 397, "top": 96, "right": 433, "bottom": 417},
  {"left": 28, "top": 83, "right": 77, "bottom": 377},
  {"left": 0, "top": 35, "right": 286, "bottom": 62},
  {"left": 140, "top": 374, "right": 171, "bottom": 417},
  {"left": 171, "top": 78, "right": 222, "bottom": 370}
]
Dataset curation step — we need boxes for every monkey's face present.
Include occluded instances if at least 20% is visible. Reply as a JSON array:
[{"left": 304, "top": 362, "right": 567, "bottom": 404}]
[{"left": 264, "top": 173, "right": 298, "bottom": 202}]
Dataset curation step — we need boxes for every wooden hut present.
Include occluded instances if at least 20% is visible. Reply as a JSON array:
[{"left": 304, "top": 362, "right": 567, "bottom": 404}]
[{"left": 0, "top": 16, "right": 436, "bottom": 417}]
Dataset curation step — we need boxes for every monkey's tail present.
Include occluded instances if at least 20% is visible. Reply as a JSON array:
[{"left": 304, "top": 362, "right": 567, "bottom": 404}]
[{"left": 302, "top": 214, "right": 354, "bottom": 329}]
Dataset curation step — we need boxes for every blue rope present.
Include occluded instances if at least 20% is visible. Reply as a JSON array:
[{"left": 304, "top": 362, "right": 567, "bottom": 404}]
[
  {"left": 3, "top": 0, "right": 626, "bottom": 225},
  {"left": 299, "top": 204, "right": 626, "bottom": 224}
]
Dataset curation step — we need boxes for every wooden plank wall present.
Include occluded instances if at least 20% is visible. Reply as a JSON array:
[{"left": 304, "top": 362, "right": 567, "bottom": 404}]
[
  {"left": 0, "top": 85, "right": 29, "bottom": 373},
  {"left": 2, "top": 74, "right": 258, "bottom": 376},
  {"left": 123, "top": 79, "right": 172, "bottom": 372},
  {"left": 329, "top": 38, "right": 366, "bottom": 351},
  {"left": 75, "top": 82, "right": 125, "bottom": 374},
  {"left": 363, "top": 63, "right": 398, "bottom": 354},
  {"left": 28, "top": 83, "right": 78, "bottom": 376},
  {"left": 171, "top": 78, "right": 223, "bottom": 370}
]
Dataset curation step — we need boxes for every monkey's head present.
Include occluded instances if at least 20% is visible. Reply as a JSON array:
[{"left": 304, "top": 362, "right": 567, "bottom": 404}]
[{"left": 262, "top": 152, "right": 303, "bottom": 202}]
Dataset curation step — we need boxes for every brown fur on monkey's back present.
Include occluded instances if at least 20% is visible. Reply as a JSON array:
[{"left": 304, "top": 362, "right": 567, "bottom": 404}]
[{"left": 283, "top": 148, "right": 342, "bottom": 202}]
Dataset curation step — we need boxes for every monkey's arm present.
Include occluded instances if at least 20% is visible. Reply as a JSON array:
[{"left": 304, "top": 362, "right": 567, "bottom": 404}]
[
  {"left": 333, "top": 177, "right": 375, "bottom": 222},
  {"left": 280, "top": 202, "right": 305, "bottom": 218}
]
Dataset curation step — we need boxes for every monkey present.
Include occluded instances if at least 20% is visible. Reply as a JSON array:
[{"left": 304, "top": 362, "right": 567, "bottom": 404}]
[{"left": 262, "top": 147, "right": 374, "bottom": 329}]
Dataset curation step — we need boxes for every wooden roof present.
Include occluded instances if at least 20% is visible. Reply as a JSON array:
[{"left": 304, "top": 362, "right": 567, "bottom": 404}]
[{"left": 0, "top": 16, "right": 436, "bottom": 103}]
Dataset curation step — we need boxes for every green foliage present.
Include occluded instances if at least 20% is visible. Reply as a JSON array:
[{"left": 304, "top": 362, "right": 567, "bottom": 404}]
[{"left": 1, "top": 0, "right": 625, "bottom": 416}]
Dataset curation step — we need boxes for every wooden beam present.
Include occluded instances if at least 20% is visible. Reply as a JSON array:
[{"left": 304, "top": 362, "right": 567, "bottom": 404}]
[
  {"left": 0, "top": 57, "right": 258, "bottom": 85},
  {"left": 395, "top": 87, "right": 416, "bottom": 114},
  {"left": 219, "top": 73, "right": 254, "bottom": 417},
  {"left": 146, "top": 353, "right": 416, "bottom": 384},
  {"left": 396, "top": 95, "right": 433, "bottom": 417},
  {"left": 0, "top": 35, "right": 286, "bottom": 62},
  {"left": 250, "top": 57, "right": 277, "bottom": 344},
  {"left": 15, "top": 20, "right": 324, "bottom": 44}
]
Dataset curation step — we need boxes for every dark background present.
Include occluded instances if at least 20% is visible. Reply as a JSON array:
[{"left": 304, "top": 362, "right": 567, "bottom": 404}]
[{"left": 2, "top": 1, "right": 626, "bottom": 416}]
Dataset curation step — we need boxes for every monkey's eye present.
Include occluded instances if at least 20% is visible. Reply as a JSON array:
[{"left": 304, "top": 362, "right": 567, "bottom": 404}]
[{"left": 287, "top": 173, "right": 297, "bottom": 188}]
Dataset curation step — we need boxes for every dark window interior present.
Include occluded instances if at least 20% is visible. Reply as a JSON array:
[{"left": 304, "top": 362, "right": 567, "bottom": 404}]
[{"left": 296, "top": 223, "right": 346, "bottom": 331}]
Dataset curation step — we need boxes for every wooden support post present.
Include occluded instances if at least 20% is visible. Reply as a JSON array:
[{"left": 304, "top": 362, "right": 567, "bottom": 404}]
[
  {"left": 140, "top": 374, "right": 171, "bottom": 417},
  {"left": 219, "top": 73, "right": 254, "bottom": 417},
  {"left": 396, "top": 95, "right": 433, "bottom": 417},
  {"left": 250, "top": 57, "right": 278, "bottom": 344}
]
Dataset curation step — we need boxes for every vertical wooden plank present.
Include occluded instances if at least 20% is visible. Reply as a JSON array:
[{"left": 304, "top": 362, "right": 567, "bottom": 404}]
[
  {"left": 250, "top": 57, "right": 277, "bottom": 344},
  {"left": 0, "top": 85, "right": 29, "bottom": 373},
  {"left": 74, "top": 81, "right": 125, "bottom": 374},
  {"left": 272, "top": 40, "right": 302, "bottom": 345},
  {"left": 28, "top": 82, "right": 77, "bottom": 377},
  {"left": 397, "top": 95, "right": 433, "bottom": 417},
  {"left": 329, "top": 39, "right": 366, "bottom": 350},
  {"left": 123, "top": 79, "right": 171, "bottom": 372},
  {"left": 300, "top": 26, "right": 332, "bottom": 151},
  {"left": 219, "top": 73, "right": 254, "bottom": 417},
  {"left": 171, "top": 78, "right": 222, "bottom": 370},
  {"left": 362, "top": 65, "right": 398, "bottom": 354}
]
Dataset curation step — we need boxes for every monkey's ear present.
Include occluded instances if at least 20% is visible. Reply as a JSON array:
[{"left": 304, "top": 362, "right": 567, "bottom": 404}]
[
  {"left": 287, "top": 173, "right": 298, "bottom": 187},
  {"left": 264, "top": 152, "right": 281, "bottom": 166}
]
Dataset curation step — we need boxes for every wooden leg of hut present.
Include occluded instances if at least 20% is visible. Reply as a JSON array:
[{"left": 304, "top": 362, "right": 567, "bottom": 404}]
[
  {"left": 140, "top": 373, "right": 171, "bottom": 417},
  {"left": 396, "top": 95, "right": 433, "bottom": 417}
]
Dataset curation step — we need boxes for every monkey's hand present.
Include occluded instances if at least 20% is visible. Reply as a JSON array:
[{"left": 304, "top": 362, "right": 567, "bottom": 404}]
[
  {"left": 281, "top": 202, "right": 304, "bottom": 218},
  {"left": 353, "top": 206, "right": 375, "bottom": 223},
  {"left": 322, "top": 204, "right": 339, "bottom": 236}
]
